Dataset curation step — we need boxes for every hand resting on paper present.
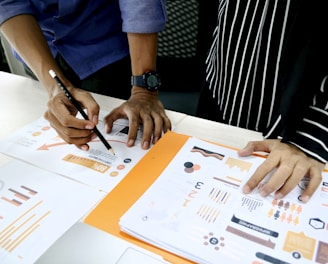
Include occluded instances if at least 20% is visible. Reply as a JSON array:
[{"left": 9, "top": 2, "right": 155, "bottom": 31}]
[
  {"left": 103, "top": 86, "right": 171, "bottom": 150},
  {"left": 240, "top": 139, "right": 325, "bottom": 203}
]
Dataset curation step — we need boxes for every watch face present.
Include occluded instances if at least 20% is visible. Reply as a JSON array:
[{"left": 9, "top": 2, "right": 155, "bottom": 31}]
[
  {"left": 145, "top": 71, "right": 161, "bottom": 91},
  {"left": 146, "top": 75, "right": 159, "bottom": 87}
]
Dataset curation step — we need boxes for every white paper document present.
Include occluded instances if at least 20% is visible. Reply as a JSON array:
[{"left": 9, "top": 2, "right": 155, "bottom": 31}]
[
  {"left": 120, "top": 137, "right": 328, "bottom": 264},
  {"left": 0, "top": 112, "right": 148, "bottom": 192},
  {"left": 0, "top": 160, "right": 104, "bottom": 264}
]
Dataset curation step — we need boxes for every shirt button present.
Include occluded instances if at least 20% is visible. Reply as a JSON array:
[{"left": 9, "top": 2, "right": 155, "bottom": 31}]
[{"left": 54, "top": 16, "right": 65, "bottom": 23}]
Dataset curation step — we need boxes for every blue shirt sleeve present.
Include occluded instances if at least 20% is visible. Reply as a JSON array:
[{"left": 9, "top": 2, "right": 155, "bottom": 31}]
[
  {"left": 0, "top": 1, "right": 36, "bottom": 25},
  {"left": 120, "top": 0, "right": 167, "bottom": 33}
]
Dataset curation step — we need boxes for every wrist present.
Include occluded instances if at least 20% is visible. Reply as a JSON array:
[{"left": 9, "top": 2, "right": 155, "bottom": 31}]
[
  {"left": 43, "top": 71, "right": 71, "bottom": 98},
  {"left": 131, "top": 85, "right": 159, "bottom": 96}
]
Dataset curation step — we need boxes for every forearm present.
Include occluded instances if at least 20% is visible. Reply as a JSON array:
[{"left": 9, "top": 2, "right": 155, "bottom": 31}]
[
  {"left": 1, "top": 14, "right": 68, "bottom": 97},
  {"left": 127, "top": 32, "right": 158, "bottom": 75},
  {"left": 127, "top": 32, "right": 159, "bottom": 96}
]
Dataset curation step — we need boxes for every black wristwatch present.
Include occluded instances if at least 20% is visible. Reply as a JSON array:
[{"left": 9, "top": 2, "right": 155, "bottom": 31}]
[{"left": 131, "top": 70, "right": 161, "bottom": 92}]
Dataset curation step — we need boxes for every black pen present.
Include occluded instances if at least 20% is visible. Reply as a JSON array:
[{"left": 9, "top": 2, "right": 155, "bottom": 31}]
[{"left": 49, "top": 69, "right": 115, "bottom": 155}]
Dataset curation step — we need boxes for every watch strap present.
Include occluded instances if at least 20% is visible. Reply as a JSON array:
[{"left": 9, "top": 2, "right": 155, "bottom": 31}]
[{"left": 131, "top": 75, "right": 146, "bottom": 88}]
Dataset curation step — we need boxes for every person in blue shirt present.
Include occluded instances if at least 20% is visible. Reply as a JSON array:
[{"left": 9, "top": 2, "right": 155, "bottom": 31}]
[{"left": 0, "top": 0, "right": 171, "bottom": 150}]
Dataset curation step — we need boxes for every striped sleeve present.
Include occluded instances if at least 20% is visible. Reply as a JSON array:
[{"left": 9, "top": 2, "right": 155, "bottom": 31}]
[{"left": 287, "top": 76, "right": 328, "bottom": 163}]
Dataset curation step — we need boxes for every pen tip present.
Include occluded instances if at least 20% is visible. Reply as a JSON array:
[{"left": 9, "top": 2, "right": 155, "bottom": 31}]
[{"left": 109, "top": 148, "right": 115, "bottom": 155}]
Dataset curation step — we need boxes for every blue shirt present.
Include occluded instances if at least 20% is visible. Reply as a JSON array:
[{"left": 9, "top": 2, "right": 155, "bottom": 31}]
[{"left": 0, "top": 0, "right": 167, "bottom": 79}]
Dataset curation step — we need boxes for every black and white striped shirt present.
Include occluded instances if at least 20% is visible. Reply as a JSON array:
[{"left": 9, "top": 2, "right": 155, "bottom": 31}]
[
  {"left": 206, "top": 0, "right": 290, "bottom": 131},
  {"left": 205, "top": 0, "right": 328, "bottom": 163}
]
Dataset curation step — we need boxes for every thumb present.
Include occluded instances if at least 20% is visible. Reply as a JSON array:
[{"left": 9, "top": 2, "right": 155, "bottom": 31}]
[
  {"left": 237, "top": 144, "right": 254, "bottom": 156},
  {"left": 238, "top": 140, "right": 272, "bottom": 156}
]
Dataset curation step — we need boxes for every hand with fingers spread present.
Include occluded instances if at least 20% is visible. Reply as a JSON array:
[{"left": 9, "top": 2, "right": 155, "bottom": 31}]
[
  {"left": 240, "top": 139, "right": 325, "bottom": 203},
  {"left": 104, "top": 87, "right": 171, "bottom": 150},
  {"left": 195, "top": 2, "right": 328, "bottom": 203}
]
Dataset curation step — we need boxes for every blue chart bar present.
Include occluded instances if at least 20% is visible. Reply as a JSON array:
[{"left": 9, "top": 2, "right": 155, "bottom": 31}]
[{"left": 241, "top": 196, "right": 263, "bottom": 212}]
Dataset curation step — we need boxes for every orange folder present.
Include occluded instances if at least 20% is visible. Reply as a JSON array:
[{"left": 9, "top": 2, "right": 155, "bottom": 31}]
[
  {"left": 85, "top": 130, "right": 328, "bottom": 263},
  {"left": 84, "top": 131, "right": 195, "bottom": 263}
]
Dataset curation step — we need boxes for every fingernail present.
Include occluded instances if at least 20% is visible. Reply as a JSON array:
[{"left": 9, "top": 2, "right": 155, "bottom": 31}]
[
  {"left": 93, "top": 115, "right": 98, "bottom": 124},
  {"left": 85, "top": 124, "right": 93, "bottom": 129},
  {"left": 81, "top": 145, "right": 88, "bottom": 151},
  {"left": 127, "top": 139, "right": 134, "bottom": 147},
  {"left": 301, "top": 195, "right": 309, "bottom": 203},
  {"left": 274, "top": 192, "right": 283, "bottom": 199},
  {"left": 260, "top": 190, "right": 267, "bottom": 197},
  {"left": 242, "top": 185, "right": 251, "bottom": 194},
  {"left": 237, "top": 148, "right": 247, "bottom": 155},
  {"left": 142, "top": 141, "right": 150, "bottom": 149}
]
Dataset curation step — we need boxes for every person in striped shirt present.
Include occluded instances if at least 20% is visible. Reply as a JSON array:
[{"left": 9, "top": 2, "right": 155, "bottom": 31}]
[{"left": 196, "top": 0, "right": 327, "bottom": 202}]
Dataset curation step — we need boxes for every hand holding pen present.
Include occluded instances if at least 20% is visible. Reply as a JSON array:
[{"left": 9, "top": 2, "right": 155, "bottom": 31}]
[{"left": 48, "top": 69, "right": 115, "bottom": 155}]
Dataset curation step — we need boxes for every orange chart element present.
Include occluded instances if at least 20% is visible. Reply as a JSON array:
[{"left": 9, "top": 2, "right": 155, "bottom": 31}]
[
  {"left": 62, "top": 154, "right": 110, "bottom": 173},
  {"left": 0, "top": 200, "right": 50, "bottom": 253},
  {"left": 283, "top": 231, "right": 315, "bottom": 260},
  {"left": 225, "top": 157, "right": 252, "bottom": 172}
]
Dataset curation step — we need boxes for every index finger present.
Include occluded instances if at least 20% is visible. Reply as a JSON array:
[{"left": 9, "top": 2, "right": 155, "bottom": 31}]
[
  {"left": 242, "top": 155, "right": 279, "bottom": 194},
  {"left": 300, "top": 168, "right": 323, "bottom": 203},
  {"left": 72, "top": 89, "right": 100, "bottom": 125}
]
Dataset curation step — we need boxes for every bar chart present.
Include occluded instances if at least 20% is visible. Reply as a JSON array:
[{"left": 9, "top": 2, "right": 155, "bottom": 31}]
[{"left": 0, "top": 160, "right": 104, "bottom": 264}]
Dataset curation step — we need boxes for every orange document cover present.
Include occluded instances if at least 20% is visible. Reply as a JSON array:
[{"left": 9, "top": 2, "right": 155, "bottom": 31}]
[
  {"left": 84, "top": 131, "right": 328, "bottom": 263},
  {"left": 84, "top": 131, "right": 194, "bottom": 263}
]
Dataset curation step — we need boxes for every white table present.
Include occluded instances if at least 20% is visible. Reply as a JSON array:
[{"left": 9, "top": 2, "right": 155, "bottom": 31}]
[{"left": 0, "top": 71, "right": 264, "bottom": 263}]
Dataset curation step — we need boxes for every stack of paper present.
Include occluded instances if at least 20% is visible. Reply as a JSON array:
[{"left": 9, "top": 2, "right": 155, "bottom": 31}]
[
  {"left": 117, "top": 133, "right": 328, "bottom": 264},
  {"left": 0, "top": 114, "right": 148, "bottom": 193},
  {"left": 0, "top": 160, "right": 104, "bottom": 264},
  {"left": 0, "top": 112, "right": 150, "bottom": 263}
]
